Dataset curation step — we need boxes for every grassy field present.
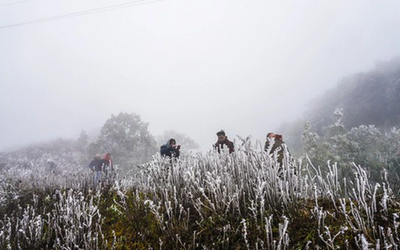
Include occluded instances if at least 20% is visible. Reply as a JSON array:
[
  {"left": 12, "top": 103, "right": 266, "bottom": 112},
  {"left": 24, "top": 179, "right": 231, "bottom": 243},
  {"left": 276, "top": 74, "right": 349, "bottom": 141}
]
[{"left": 0, "top": 143, "right": 399, "bottom": 249}]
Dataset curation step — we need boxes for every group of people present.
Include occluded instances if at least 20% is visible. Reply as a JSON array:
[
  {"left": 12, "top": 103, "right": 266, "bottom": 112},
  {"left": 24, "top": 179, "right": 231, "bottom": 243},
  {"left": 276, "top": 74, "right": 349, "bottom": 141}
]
[
  {"left": 160, "top": 130, "right": 288, "bottom": 165},
  {"left": 88, "top": 153, "right": 113, "bottom": 187},
  {"left": 159, "top": 130, "right": 235, "bottom": 159},
  {"left": 88, "top": 130, "right": 287, "bottom": 185}
]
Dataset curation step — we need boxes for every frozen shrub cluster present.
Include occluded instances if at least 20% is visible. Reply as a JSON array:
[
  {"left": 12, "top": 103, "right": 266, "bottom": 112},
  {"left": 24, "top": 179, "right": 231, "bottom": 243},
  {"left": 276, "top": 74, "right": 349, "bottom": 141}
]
[
  {"left": 0, "top": 138, "right": 400, "bottom": 248},
  {"left": 126, "top": 140, "right": 399, "bottom": 248},
  {"left": 0, "top": 189, "right": 107, "bottom": 249},
  {"left": 302, "top": 109, "right": 400, "bottom": 186},
  {"left": 0, "top": 151, "right": 110, "bottom": 249}
]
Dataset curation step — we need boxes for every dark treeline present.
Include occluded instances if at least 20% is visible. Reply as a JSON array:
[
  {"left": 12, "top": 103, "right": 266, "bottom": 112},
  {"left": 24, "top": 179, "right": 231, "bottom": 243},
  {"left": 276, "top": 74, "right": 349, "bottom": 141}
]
[
  {"left": 281, "top": 56, "right": 400, "bottom": 154},
  {"left": 307, "top": 56, "right": 400, "bottom": 133}
]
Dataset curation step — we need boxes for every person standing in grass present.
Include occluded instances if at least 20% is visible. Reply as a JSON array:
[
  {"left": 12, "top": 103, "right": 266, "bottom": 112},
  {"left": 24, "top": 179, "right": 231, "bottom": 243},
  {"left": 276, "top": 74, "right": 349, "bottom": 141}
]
[
  {"left": 101, "top": 153, "right": 114, "bottom": 181},
  {"left": 214, "top": 130, "right": 234, "bottom": 154},
  {"left": 101, "top": 153, "right": 113, "bottom": 170},
  {"left": 160, "top": 138, "right": 181, "bottom": 158},
  {"left": 264, "top": 132, "right": 276, "bottom": 153},
  {"left": 269, "top": 134, "right": 285, "bottom": 165},
  {"left": 268, "top": 134, "right": 292, "bottom": 168},
  {"left": 88, "top": 154, "right": 103, "bottom": 186}
]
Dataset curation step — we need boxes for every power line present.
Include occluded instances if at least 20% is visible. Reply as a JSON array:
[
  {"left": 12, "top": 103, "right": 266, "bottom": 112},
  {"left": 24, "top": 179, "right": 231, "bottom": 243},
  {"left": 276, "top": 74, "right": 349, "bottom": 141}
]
[
  {"left": 0, "top": 0, "right": 30, "bottom": 8},
  {"left": 0, "top": 0, "right": 162, "bottom": 29}
]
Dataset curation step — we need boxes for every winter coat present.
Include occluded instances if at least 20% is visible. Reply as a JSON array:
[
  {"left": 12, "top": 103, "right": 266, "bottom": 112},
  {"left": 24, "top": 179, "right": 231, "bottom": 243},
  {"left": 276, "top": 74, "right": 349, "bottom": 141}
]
[
  {"left": 264, "top": 139, "right": 272, "bottom": 152},
  {"left": 101, "top": 154, "right": 113, "bottom": 171},
  {"left": 269, "top": 139, "right": 285, "bottom": 165},
  {"left": 160, "top": 140, "right": 180, "bottom": 158},
  {"left": 214, "top": 138, "right": 234, "bottom": 153},
  {"left": 88, "top": 158, "right": 103, "bottom": 172}
]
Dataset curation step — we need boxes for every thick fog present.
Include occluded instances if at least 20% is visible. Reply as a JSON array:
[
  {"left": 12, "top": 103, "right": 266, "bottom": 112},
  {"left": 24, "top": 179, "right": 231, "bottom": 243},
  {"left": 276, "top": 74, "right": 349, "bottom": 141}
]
[{"left": 1, "top": 0, "right": 400, "bottom": 151}]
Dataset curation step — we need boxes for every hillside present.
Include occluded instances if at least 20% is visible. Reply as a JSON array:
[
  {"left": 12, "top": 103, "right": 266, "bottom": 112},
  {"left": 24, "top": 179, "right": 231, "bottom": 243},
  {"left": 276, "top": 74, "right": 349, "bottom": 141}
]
[
  {"left": 308, "top": 57, "right": 400, "bottom": 132},
  {"left": 279, "top": 57, "right": 400, "bottom": 156}
]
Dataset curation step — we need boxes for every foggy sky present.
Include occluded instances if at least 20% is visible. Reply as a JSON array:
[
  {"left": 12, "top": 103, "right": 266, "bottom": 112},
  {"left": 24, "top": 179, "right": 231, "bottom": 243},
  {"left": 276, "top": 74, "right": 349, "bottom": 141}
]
[{"left": 1, "top": 0, "right": 400, "bottom": 152}]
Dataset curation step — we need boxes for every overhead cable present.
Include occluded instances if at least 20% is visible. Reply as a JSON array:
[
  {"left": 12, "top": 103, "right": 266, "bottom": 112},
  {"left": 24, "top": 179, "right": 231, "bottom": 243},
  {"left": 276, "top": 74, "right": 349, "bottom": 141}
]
[
  {"left": 0, "top": 0, "right": 162, "bottom": 29},
  {"left": 0, "top": 0, "right": 30, "bottom": 8}
]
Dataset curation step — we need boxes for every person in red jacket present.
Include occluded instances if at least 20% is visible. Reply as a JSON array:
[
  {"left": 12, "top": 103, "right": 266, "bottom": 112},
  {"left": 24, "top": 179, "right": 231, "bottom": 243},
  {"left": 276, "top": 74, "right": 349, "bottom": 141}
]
[
  {"left": 101, "top": 152, "right": 114, "bottom": 175},
  {"left": 101, "top": 153, "right": 112, "bottom": 168},
  {"left": 214, "top": 130, "right": 234, "bottom": 153}
]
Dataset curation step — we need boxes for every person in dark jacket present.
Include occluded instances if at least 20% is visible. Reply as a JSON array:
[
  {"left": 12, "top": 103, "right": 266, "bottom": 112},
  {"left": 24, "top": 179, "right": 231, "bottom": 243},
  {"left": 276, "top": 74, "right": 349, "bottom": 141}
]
[
  {"left": 88, "top": 154, "right": 102, "bottom": 171},
  {"left": 88, "top": 154, "right": 103, "bottom": 185},
  {"left": 214, "top": 130, "right": 234, "bottom": 153},
  {"left": 160, "top": 138, "right": 181, "bottom": 158}
]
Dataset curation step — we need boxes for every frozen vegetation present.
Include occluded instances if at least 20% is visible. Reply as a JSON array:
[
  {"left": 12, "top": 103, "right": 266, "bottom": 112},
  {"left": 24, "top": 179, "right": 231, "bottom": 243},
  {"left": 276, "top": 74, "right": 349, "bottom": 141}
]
[{"left": 1, "top": 137, "right": 400, "bottom": 249}]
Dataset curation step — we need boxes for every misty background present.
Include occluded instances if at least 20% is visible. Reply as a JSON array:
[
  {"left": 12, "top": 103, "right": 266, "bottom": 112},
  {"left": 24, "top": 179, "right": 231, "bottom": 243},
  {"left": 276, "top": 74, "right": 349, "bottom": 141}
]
[{"left": 1, "top": 0, "right": 400, "bottom": 152}]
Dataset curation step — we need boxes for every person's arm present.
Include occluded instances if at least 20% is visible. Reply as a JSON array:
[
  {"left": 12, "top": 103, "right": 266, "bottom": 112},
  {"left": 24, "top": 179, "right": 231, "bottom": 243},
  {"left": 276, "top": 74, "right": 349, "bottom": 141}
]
[
  {"left": 264, "top": 141, "right": 269, "bottom": 152},
  {"left": 174, "top": 145, "right": 181, "bottom": 158},
  {"left": 227, "top": 141, "right": 234, "bottom": 153},
  {"left": 109, "top": 160, "right": 113, "bottom": 170}
]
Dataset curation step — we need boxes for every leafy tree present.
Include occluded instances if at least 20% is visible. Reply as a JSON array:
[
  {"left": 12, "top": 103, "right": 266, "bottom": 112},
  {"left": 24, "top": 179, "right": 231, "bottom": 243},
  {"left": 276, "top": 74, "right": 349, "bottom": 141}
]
[
  {"left": 302, "top": 122, "right": 335, "bottom": 169},
  {"left": 386, "top": 78, "right": 400, "bottom": 125},
  {"left": 326, "top": 109, "right": 356, "bottom": 165},
  {"left": 301, "top": 122, "right": 319, "bottom": 158},
  {"left": 302, "top": 109, "right": 400, "bottom": 184},
  {"left": 77, "top": 130, "right": 89, "bottom": 150},
  {"left": 89, "top": 112, "right": 157, "bottom": 172}
]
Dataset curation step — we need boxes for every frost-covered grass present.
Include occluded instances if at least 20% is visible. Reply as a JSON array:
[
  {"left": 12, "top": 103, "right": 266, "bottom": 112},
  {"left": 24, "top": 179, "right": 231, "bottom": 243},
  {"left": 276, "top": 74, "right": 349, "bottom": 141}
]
[{"left": 1, "top": 141, "right": 400, "bottom": 249}]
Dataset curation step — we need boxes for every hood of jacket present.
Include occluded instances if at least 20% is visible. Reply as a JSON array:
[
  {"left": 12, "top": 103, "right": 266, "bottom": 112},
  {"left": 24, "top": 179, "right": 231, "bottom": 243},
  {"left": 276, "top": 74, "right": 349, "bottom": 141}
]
[{"left": 164, "top": 138, "right": 176, "bottom": 148}]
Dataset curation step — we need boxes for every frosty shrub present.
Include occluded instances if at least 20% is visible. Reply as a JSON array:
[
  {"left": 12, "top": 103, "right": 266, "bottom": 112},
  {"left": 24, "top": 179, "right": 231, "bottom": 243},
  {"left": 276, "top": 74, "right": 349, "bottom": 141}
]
[
  {"left": 1, "top": 137, "right": 400, "bottom": 249},
  {"left": 120, "top": 139, "right": 399, "bottom": 249},
  {"left": 302, "top": 108, "right": 400, "bottom": 187},
  {"left": 0, "top": 154, "right": 109, "bottom": 249}
]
